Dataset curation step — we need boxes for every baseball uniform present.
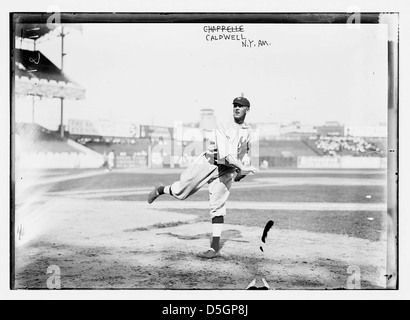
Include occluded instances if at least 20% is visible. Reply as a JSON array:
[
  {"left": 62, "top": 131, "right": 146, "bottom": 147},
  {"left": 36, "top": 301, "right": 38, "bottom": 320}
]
[
  {"left": 147, "top": 96, "right": 255, "bottom": 258},
  {"left": 169, "top": 120, "right": 252, "bottom": 217}
]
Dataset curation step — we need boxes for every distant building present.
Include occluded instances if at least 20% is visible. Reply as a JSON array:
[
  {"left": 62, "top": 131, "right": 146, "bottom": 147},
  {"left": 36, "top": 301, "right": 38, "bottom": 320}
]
[
  {"left": 317, "top": 121, "right": 345, "bottom": 137},
  {"left": 174, "top": 125, "right": 203, "bottom": 142},
  {"left": 345, "top": 125, "right": 388, "bottom": 138},
  {"left": 68, "top": 119, "right": 140, "bottom": 141},
  {"left": 253, "top": 122, "right": 281, "bottom": 140},
  {"left": 280, "top": 121, "right": 317, "bottom": 138},
  {"left": 200, "top": 108, "right": 216, "bottom": 132},
  {"left": 140, "top": 125, "right": 173, "bottom": 142},
  {"left": 251, "top": 122, "right": 318, "bottom": 140}
]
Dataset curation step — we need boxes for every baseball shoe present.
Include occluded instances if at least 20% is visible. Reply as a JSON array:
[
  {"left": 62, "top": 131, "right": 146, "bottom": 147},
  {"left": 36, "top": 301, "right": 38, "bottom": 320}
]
[
  {"left": 147, "top": 184, "right": 164, "bottom": 204},
  {"left": 198, "top": 248, "right": 221, "bottom": 259}
]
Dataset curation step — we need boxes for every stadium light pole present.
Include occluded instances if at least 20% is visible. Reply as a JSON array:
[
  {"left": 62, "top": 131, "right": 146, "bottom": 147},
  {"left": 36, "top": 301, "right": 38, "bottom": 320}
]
[
  {"left": 60, "top": 27, "right": 66, "bottom": 139},
  {"left": 32, "top": 95, "right": 35, "bottom": 123},
  {"left": 31, "top": 40, "right": 37, "bottom": 124}
]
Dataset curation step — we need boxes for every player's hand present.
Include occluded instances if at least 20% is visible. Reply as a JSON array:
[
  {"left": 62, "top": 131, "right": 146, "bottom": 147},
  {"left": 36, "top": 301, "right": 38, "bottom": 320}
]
[
  {"left": 234, "top": 171, "right": 246, "bottom": 182},
  {"left": 240, "top": 165, "right": 258, "bottom": 175}
]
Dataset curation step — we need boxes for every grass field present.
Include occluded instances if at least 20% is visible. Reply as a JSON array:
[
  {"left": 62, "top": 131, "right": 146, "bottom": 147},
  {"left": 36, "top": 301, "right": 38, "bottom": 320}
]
[
  {"left": 13, "top": 167, "right": 389, "bottom": 290},
  {"left": 46, "top": 169, "right": 386, "bottom": 191},
  {"left": 44, "top": 169, "right": 386, "bottom": 203}
]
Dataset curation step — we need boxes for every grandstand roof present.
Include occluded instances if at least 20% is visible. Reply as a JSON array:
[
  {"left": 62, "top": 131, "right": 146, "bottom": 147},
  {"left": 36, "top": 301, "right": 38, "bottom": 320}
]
[
  {"left": 14, "top": 49, "right": 85, "bottom": 100},
  {"left": 16, "top": 49, "right": 71, "bottom": 83},
  {"left": 15, "top": 24, "right": 83, "bottom": 41},
  {"left": 16, "top": 24, "right": 54, "bottom": 40}
]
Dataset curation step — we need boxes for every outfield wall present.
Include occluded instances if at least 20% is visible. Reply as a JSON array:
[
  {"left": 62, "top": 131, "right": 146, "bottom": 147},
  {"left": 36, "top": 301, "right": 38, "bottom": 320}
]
[{"left": 297, "top": 156, "right": 387, "bottom": 169}]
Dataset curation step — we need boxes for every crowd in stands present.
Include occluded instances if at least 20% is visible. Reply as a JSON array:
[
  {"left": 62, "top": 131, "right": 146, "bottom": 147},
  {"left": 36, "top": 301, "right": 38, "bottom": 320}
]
[{"left": 314, "top": 136, "right": 383, "bottom": 157}]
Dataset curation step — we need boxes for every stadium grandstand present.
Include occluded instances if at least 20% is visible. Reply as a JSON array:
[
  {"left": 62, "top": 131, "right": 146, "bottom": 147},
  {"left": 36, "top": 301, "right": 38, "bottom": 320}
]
[
  {"left": 258, "top": 139, "right": 321, "bottom": 167},
  {"left": 14, "top": 23, "right": 98, "bottom": 169},
  {"left": 83, "top": 139, "right": 151, "bottom": 156},
  {"left": 254, "top": 121, "right": 387, "bottom": 168},
  {"left": 15, "top": 112, "right": 388, "bottom": 170},
  {"left": 312, "top": 136, "right": 385, "bottom": 157},
  {"left": 14, "top": 24, "right": 85, "bottom": 136},
  {"left": 16, "top": 123, "right": 104, "bottom": 169},
  {"left": 16, "top": 122, "right": 80, "bottom": 153},
  {"left": 74, "top": 137, "right": 151, "bottom": 169}
]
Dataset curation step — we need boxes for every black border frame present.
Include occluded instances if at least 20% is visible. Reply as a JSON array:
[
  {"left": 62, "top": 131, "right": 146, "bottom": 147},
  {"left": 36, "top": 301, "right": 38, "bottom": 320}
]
[{"left": 9, "top": 12, "right": 399, "bottom": 291}]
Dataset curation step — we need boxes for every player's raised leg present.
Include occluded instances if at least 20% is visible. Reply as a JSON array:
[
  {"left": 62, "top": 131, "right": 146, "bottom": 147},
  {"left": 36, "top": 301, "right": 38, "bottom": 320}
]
[{"left": 147, "top": 152, "right": 216, "bottom": 204}]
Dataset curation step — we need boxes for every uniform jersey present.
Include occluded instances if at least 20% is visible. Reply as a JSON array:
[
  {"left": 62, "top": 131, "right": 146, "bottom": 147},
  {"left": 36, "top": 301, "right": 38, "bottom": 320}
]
[{"left": 206, "top": 120, "right": 252, "bottom": 164}]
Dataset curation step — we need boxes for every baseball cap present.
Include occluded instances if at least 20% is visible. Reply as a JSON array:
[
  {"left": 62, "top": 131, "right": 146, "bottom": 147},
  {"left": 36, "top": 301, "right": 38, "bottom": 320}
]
[{"left": 233, "top": 97, "right": 250, "bottom": 107}]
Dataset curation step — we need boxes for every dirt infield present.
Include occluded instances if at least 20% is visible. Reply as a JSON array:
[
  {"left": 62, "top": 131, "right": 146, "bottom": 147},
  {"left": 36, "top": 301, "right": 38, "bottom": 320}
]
[{"left": 13, "top": 168, "right": 388, "bottom": 290}]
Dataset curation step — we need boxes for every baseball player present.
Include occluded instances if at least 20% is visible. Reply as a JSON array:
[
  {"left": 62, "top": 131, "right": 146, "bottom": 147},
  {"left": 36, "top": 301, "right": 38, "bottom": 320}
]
[
  {"left": 148, "top": 97, "right": 258, "bottom": 259},
  {"left": 107, "top": 150, "right": 115, "bottom": 171}
]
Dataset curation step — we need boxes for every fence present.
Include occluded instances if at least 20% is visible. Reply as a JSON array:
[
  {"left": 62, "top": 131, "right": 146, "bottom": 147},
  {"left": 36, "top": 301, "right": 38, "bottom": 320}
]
[
  {"left": 259, "top": 156, "right": 298, "bottom": 168},
  {"left": 115, "top": 155, "right": 147, "bottom": 168}
]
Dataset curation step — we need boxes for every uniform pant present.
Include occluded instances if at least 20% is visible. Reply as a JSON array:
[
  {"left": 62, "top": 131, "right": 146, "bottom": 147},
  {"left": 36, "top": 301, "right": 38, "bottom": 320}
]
[{"left": 170, "top": 152, "right": 237, "bottom": 218}]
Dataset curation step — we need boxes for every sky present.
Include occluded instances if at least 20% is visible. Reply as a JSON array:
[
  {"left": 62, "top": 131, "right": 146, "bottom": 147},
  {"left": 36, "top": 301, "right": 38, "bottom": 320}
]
[{"left": 15, "top": 22, "right": 388, "bottom": 130}]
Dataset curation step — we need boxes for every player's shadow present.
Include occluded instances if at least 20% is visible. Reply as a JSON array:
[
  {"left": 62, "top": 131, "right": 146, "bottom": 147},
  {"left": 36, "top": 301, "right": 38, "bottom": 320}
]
[{"left": 158, "top": 229, "right": 249, "bottom": 249}]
